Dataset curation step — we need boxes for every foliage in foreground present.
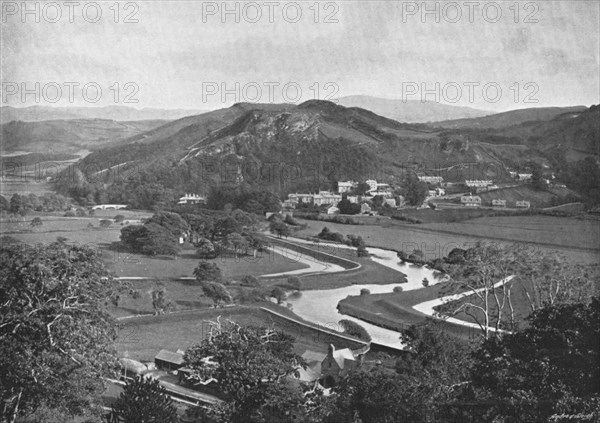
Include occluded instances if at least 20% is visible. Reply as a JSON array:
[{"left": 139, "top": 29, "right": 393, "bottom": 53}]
[{"left": 0, "top": 242, "right": 125, "bottom": 422}]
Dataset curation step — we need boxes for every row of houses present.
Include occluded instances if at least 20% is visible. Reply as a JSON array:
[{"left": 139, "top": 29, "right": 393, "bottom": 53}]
[
  {"left": 461, "top": 195, "right": 531, "bottom": 208},
  {"left": 337, "top": 179, "right": 392, "bottom": 196}
]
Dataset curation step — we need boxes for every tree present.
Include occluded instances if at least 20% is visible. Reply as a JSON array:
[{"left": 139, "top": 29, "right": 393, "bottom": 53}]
[
  {"left": 470, "top": 297, "right": 600, "bottom": 422},
  {"left": 271, "top": 286, "right": 287, "bottom": 304},
  {"left": 531, "top": 163, "right": 546, "bottom": 191},
  {"left": 339, "top": 319, "right": 371, "bottom": 341},
  {"left": 201, "top": 282, "right": 232, "bottom": 307},
  {"left": 30, "top": 217, "right": 43, "bottom": 228},
  {"left": 269, "top": 221, "right": 290, "bottom": 238},
  {"left": 145, "top": 211, "right": 190, "bottom": 239},
  {"left": 0, "top": 242, "right": 125, "bottom": 421},
  {"left": 287, "top": 276, "right": 301, "bottom": 290},
  {"left": 393, "top": 286, "right": 403, "bottom": 293},
  {"left": 443, "top": 243, "right": 516, "bottom": 339},
  {"left": 114, "top": 214, "right": 125, "bottom": 223},
  {"left": 151, "top": 286, "right": 173, "bottom": 315},
  {"left": 511, "top": 244, "right": 596, "bottom": 314},
  {"left": 193, "top": 261, "right": 223, "bottom": 283},
  {"left": 404, "top": 173, "right": 428, "bottom": 206},
  {"left": 241, "top": 275, "right": 261, "bottom": 287},
  {"left": 100, "top": 219, "right": 112, "bottom": 228},
  {"left": 196, "top": 238, "right": 218, "bottom": 259},
  {"left": 360, "top": 288, "right": 370, "bottom": 296},
  {"left": 353, "top": 182, "right": 371, "bottom": 196},
  {"left": 9, "top": 193, "right": 24, "bottom": 215},
  {"left": 183, "top": 320, "right": 311, "bottom": 423},
  {"left": 223, "top": 232, "right": 249, "bottom": 258},
  {"left": 357, "top": 245, "right": 369, "bottom": 257},
  {"left": 337, "top": 199, "right": 360, "bottom": 215},
  {"left": 120, "top": 223, "right": 180, "bottom": 256},
  {"left": 422, "top": 278, "right": 430, "bottom": 287},
  {"left": 106, "top": 376, "right": 178, "bottom": 423}
]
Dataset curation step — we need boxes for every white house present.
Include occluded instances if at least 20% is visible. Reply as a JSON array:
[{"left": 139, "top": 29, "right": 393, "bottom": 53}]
[
  {"left": 465, "top": 180, "right": 493, "bottom": 188},
  {"left": 517, "top": 173, "right": 533, "bottom": 181},
  {"left": 492, "top": 199, "right": 506, "bottom": 207},
  {"left": 461, "top": 195, "right": 482, "bottom": 207},
  {"left": 337, "top": 181, "right": 357, "bottom": 194},
  {"left": 313, "top": 191, "right": 342, "bottom": 206},
  {"left": 177, "top": 193, "right": 205, "bottom": 205},
  {"left": 418, "top": 175, "right": 444, "bottom": 184},
  {"left": 365, "top": 179, "right": 378, "bottom": 192},
  {"left": 516, "top": 200, "right": 531, "bottom": 208}
]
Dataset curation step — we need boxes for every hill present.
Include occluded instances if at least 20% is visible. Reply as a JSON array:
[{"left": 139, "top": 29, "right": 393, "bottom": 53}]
[
  {"left": 0, "top": 105, "right": 207, "bottom": 124},
  {"left": 54, "top": 101, "right": 599, "bottom": 208},
  {"left": 433, "top": 106, "right": 588, "bottom": 129},
  {"left": 338, "top": 95, "right": 489, "bottom": 123},
  {"left": 0, "top": 119, "right": 168, "bottom": 155}
]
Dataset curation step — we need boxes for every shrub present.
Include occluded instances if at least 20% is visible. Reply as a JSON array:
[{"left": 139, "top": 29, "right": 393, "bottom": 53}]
[
  {"left": 196, "top": 238, "right": 217, "bottom": 259},
  {"left": 393, "top": 286, "right": 403, "bottom": 293},
  {"left": 422, "top": 278, "right": 430, "bottom": 287},
  {"left": 99, "top": 219, "right": 112, "bottom": 228},
  {"left": 114, "top": 214, "right": 125, "bottom": 223},
  {"left": 340, "top": 319, "right": 372, "bottom": 342},
  {"left": 75, "top": 208, "right": 86, "bottom": 217},
  {"left": 357, "top": 245, "right": 369, "bottom": 257},
  {"left": 360, "top": 288, "right": 370, "bottom": 296},
  {"left": 287, "top": 276, "right": 301, "bottom": 290},
  {"left": 271, "top": 286, "right": 287, "bottom": 304},
  {"left": 64, "top": 211, "right": 75, "bottom": 217},
  {"left": 241, "top": 275, "right": 260, "bottom": 287}
]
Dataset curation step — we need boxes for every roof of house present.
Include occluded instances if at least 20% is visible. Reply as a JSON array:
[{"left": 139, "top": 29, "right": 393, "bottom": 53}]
[
  {"left": 296, "top": 362, "right": 322, "bottom": 382},
  {"left": 155, "top": 349, "right": 185, "bottom": 365},
  {"left": 331, "top": 348, "right": 356, "bottom": 369},
  {"left": 302, "top": 350, "right": 327, "bottom": 363}
]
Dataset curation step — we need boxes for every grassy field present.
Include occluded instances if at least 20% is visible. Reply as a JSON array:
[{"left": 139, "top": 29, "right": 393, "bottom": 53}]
[
  {"left": 293, "top": 217, "right": 599, "bottom": 264},
  {"left": 3, "top": 212, "right": 309, "bottom": 281},
  {"left": 477, "top": 185, "right": 577, "bottom": 208},
  {"left": 419, "top": 215, "right": 600, "bottom": 251},
  {"left": 114, "top": 306, "right": 368, "bottom": 362}
]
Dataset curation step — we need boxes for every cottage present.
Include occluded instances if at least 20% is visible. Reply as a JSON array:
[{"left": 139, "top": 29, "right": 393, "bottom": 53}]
[
  {"left": 516, "top": 200, "right": 531, "bottom": 209},
  {"left": 177, "top": 193, "right": 206, "bottom": 205},
  {"left": 461, "top": 195, "right": 481, "bottom": 207},
  {"left": 154, "top": 349, "right": 185, "bottom": 371},
  {"left": 321, "top": 344, "right": 367, "bottom": 387},
  {"left": 492, "top": 199, "right": 506, "bottom": 208}
]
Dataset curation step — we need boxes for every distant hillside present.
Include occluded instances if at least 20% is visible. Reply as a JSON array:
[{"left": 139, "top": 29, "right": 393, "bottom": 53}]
[
  {"left": 0, "top": 105, "right": 207, "bottom": 124},
  {"left": 61, "top": 102, "right": 532, "bottom": 196},
  {"left": 433, "top": 106, "right": 588, "bottom": 129},
  {"left": 337, "top": 95, "right": 489, "bottom": 123},
  {"left": 0, "top": 119, "right": 168, "bottom": 155}
]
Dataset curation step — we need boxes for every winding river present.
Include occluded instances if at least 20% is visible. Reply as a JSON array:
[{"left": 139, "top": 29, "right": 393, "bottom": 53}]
[{"left": 277, "top": 236, "right": 441, "bottom": 349}]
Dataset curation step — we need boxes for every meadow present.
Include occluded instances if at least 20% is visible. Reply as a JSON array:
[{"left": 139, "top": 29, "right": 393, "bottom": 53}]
[{"left": 293, "top": 216, "right": 599, "bottom": 264}]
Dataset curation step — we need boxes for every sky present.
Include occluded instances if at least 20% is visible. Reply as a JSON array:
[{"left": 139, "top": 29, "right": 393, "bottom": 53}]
[{"left": 1, "top": 0, "right": 599, "bottom": 112}]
